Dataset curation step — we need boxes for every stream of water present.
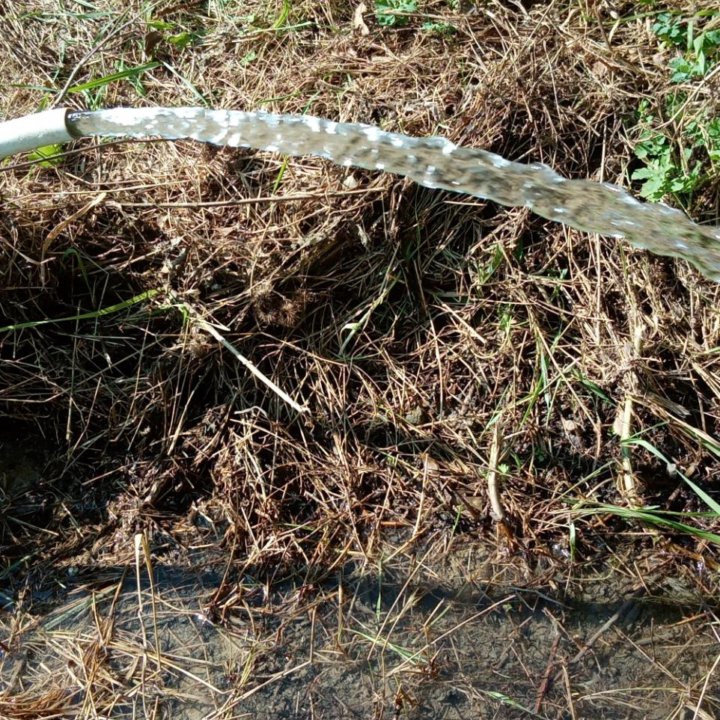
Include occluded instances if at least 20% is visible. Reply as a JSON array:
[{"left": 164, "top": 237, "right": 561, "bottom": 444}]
[{"left": 67, "top": 107, "right": 720, "bottom": 281}]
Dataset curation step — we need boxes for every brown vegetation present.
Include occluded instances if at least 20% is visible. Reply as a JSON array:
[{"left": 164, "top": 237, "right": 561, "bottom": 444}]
[{"left": 1, "top": 1, "right": 719, "bottom": 717}]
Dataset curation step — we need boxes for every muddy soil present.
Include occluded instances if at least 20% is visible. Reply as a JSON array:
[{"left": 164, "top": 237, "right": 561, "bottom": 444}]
[{"left": 1, "top": 537, "right": 718, "bottom": 720}]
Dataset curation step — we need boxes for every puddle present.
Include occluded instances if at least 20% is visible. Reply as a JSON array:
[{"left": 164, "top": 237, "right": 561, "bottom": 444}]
[
  {"left": 0, "top": 428, "right": 47, "bottom": 501},
  {"left": 1, "top": 543, "right": 718, "bottom": 719}
]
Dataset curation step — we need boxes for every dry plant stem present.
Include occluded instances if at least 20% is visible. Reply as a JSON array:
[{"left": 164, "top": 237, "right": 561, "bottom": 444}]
[
  {"left": 134, "top": 532, "right": 162, "bottom": 672},
  {"left": 692, "top": 643, "right": 720, "bottom": 720},
  {"left": 619, "top": 392, "right": 635, "bottom": 499},
  {"left": 570, "top": 592, "right": 642, "bottom": 665},
  {"left": 174, "top": 295, "right": 307, "bottom": 414},
  {"left": 534, "top": 630, "right": 561, "bottom": 713},
  {"left": 41, "top": 192, "right": 107, "bottom": 285},
  {"left": 197, "top": 318, "right": 307, "bottom": 414},
  {"left": 619, "top": 321, "right": 643, "bottom": 503},
  {"left": 561, "top": 664, "right": 578, "bottom": 720},
  {"left": 65, "top": 107, "right": 720, "bottom": 281},
  {"left": 487, "top": 421, "right": 505, "bottom": 522}
]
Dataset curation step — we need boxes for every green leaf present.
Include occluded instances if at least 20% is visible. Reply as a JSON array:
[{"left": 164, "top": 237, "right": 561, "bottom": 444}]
[
  {"left": 652, "top": 12, "right": 686, "bottom": 48},
  {"left": 704, "top": 29, "right": 720, "bottom": 49},
  {"left": 669, "top": 56, "right": 699, "bottom": 83},
  {"left": 146, "top": 19, "right": 175, "bottom": 31},
  {"left": 167, "top": 31, "right": 194, "bottom": 48},
  {"left": 240, "top": 50, "right": 257, "bottom": 66},
  {"left": 66, "top": 61, "right": 160, "bottom": 94},
  {"left": 374, "top": 0, "right": 417, "bottom": 27},
  {"left": 622, "top": 436, "right": 720, "bottom": 515},
  {"left": 0, "top": 289, "right": 161, "bottom": 333},
  {"left": 27, "top": 143, "right": 64, "bottom": 168},
  {"left": 574, "top": 504, "right": 720, "bottom": 546},
  {"left": 421, "top": 21, "right": 456, "bottom": 34}
]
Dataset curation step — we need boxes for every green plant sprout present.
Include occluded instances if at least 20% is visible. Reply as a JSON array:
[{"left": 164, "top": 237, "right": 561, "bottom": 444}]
[
  {"left": 630, "top": 10, "right": 720, "bottom": 203},
  {"left": 374, "top": 0, "right": 418, "bottom": 27},
  {"left": 421, "top": 21, "right": 456, "bottom": 34},
  {"left": 652, "top": 11, "right": 720, "bottom": 82},
  {"left": 27, "top": 142, "right": 64, "bottom": 167}
]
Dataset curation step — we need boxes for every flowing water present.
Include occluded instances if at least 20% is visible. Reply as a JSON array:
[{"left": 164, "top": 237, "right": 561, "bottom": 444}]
[{"left": 68, "top": 107, "right": 720, "bottom": 281}]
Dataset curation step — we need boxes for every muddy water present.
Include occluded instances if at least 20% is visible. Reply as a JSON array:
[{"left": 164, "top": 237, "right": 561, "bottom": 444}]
[
  {"left": 1, "top": 542, "right": 718, "bottom": 720},
  {"left": 0, "top": 429, "right": 46, "bottom": 501}
]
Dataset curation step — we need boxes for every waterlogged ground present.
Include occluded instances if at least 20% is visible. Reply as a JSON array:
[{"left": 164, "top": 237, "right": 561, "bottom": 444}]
[{"left": 2, "top": 538, "right": 719, "bottom": 719}]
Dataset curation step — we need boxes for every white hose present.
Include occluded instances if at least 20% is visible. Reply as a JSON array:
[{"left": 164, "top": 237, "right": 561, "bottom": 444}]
[{"left": 0, "top": 108, "right": 74, "bottom": 159}]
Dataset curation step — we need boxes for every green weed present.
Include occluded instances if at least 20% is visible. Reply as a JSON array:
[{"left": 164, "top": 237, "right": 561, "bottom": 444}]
[
  {"left": 651, "top": 11, "right": 686, "bottom": 48},
  {"left": 146, "top": 18, "right": 205, "bottom": 50},
  {"left": 621, "top": 435, "right": 720, "bottom": 514},
  {"left": 0, "top": 289, "right": 161, "bottom": 334},
  {"left": 629, "top": 10, "right": 720, "bottom": 202},
  {"left": 374, "top": 0, "right": 455, "bottom": 32},
  {"left": 421, "top": 21, "right": 456, "bottom": 35},
  {"left": 374, "top": 0, "right": 418, "bottom": 27},
  {"left": 631, "top": 100, "right": 699, "bottom": 201},
  {"left": 65, "top": 62, "right": 159, "bottom": 95},
  {"left": 652, "top": 11, "right": 720, "bottom": 82},
  {"left": 631, "top": 11, "right": 720, "bottom": 205},
  {"left": 631, "top": 100, "right": 720, "bottom": 202},
  {"left": 27, "top": 143, "right": 64, "bottom": 168},
  {"left": 573, "top": 503, "right": 720, "bottom": 546},
  {"left": 271, "top": 0, "right": 292, "bottom": 29}
]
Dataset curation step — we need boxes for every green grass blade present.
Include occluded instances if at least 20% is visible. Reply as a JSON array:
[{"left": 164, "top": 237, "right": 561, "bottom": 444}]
[
  {"left": 622, "top": 436, "right": 720, "bottom": 514},
  {"left": 0, "top": 289, "right": 160, "bottom": 333},
  {"left": 66, "top": 62, "right": 160, "bottom": 94},
  {"left": 574, "top": 503, "right": 720, "bottom": 545}
]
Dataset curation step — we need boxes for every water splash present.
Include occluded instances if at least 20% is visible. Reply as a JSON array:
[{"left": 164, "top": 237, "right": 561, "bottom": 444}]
[{"left": 67, "top": 107, "right": 720, "bottom": 281}]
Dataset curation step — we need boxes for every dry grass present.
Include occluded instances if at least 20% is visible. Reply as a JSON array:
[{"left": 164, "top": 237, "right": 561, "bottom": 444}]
[{"left": 1, "top": 0, "right": 720, "bottom": 717}]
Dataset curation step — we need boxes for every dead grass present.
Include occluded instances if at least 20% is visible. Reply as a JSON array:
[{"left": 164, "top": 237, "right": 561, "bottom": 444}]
[{"left": 1, "top": 0, "right": 720, "bottom": 717}]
